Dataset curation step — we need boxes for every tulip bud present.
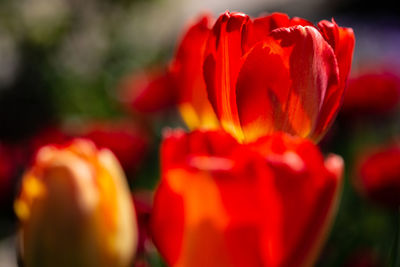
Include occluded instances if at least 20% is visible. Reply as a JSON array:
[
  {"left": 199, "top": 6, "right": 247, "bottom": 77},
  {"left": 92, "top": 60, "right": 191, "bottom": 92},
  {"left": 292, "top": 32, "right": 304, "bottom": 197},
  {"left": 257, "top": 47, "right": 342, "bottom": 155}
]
[{"left": 14, "top": 139, "right": 138, "bottom": 267}]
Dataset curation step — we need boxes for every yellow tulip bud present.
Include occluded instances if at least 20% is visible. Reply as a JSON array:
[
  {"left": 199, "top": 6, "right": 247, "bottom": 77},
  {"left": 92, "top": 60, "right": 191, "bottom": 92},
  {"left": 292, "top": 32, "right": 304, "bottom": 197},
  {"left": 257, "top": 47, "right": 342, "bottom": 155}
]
[{"left": 14, "top": 139, "right": 138, "bottom": 267}]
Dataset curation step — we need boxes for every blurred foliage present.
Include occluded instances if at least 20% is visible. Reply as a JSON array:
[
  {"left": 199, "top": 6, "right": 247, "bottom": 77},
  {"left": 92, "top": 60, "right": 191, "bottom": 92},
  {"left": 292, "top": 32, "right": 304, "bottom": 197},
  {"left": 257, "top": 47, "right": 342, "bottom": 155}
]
[{"left": 0, "top": 0, "right": 172, "bottom": 134}]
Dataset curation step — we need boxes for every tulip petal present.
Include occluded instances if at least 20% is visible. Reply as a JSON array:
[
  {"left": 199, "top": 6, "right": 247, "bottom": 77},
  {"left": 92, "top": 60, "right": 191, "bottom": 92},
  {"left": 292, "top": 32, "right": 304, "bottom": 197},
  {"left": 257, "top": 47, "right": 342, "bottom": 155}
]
[
  {"left": 272, "top": 26, "right": 339, "bottom": 138},
  {"left": 120, "top": 69, "right": 176, "bottom": 113},
  {"left": 251, "top": 133, "right": 343, "bottom": 266},
  {"left": 247, "top": 12, "right": 313, "bottom": 48},
  {"left": 204, "top": 11, "right": 250, "bottom": 141},
  {"left": 150, "top": 177, "right": 185, "bottom": 266},
  {"left": 312, "top": 20, "right": 355, "bottom": 140},
  {"left": 160, "top": 128, "right": 239, "bottom": 171},
  {"left": 171, "top": 15, "right": 219, "bottom": 129},
  {"left": 235, "top": 41, "right": 292, "bottom": 142},
  {"left": 237, "top": 26, "right": 339, "bottom": 142}
]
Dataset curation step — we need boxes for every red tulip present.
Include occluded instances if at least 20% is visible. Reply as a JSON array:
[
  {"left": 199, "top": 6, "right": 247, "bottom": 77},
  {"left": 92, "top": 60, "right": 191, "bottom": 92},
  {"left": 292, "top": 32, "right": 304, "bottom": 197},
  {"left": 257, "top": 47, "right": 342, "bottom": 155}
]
[
  {"left": 0, "top": 142, "right": 26, "bottom": 209},
  {"left": 121, "top": 15, "right": 220, "bottom": 127},
  {"left": 119, "top": 68, "right": 177, "bottom": 113},
  {"left": 355, "top": 144, "right": 400, "bottom": 208},
  {"left": 170, "top": 14, "right": 219, "bottom": 129},
  {"left": 203, "top": 11, "right": 354, "bottom": 143},
  {"left": 342, "top": 68, "right": 400, "bottom": 115},
  {"left": 80, "top": 121, "right": 149, "bottom": 173},
  {"left": 28, "top": 126, "right": 71, "bottom": 157},
  {"left": 151, "top": 129, "right": 343, "bottom": 267}
]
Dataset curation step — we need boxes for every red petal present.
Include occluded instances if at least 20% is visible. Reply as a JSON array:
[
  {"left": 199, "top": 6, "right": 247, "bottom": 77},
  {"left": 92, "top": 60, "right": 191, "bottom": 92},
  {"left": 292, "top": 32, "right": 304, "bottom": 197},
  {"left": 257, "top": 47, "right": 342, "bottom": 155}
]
[
  {"left": 247, "top": 12, "right": 313, "bottom": 48},
  {"left": 318, "top": 20, "right": 355, "bottom": 87},
  {"left": 274, "top": 26, "right": 339, "bottom": 138},
  {"left": 235, "top": 41, "right": 291, "bottom": 142},
  {"left": 251, "top": 133, "right": 343, "bottom": 266},
  {"left": 160, "top": 128, "right": 239, "bottom": 172},
  {"left": 312, "top": 20, "right": 355, "bottom": 140},
  {"left": 203, "top": 11, "right": 250, "bottom": 141},
  {"left": 151, "top": 179, "right": 185, "bottom": 266},
  {"left": 171, "top": 15, "right": 219, "bottom": 129},
  {"left": 119, "top": 69, "right": 176, "bottom": 113},
  {"left": 237, "top": 26, "right": 339, "bottom": 142}
]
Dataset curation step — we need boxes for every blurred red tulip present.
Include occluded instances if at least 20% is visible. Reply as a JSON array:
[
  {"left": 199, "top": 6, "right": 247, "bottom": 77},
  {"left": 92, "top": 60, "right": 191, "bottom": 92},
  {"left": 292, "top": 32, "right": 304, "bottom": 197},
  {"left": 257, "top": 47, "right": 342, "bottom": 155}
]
[
  {"left": 202, "top": 11, "right": 354, "bottom": 143},
  {"left": 151, "top": 129, "right": 343, "bottom": 267},
  {"left": 132, "top": 191, "right": 153, "bottom": 256},
  {"left": 28, "top": 126, "right": 71, "bottom": 157},
  {"left": 0, "top": 142, "right": 26, "bottom": 209},
  {"left": 119, "top": 68, "right": 177, "bottom": 113},
  {"left": 0, "top": 144, "right": 17, "bottom": 203},
  {"left": 170, "top": 14, "right": 219, "bottom": 129},
  {"left": 120, "top": 15, "right": 220, "bottom": 128},
  {"left": 342, "top": 68, "right": 400, "bottom": 115},
  {"left": 355, "top": 144, "right": 400, "bottom": 208},
  {"left": 344, "top": 249, "right": 383, "bottom": 267},
  {"left": 80, "top": 121, "right": 149, "bottom": 173}
]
